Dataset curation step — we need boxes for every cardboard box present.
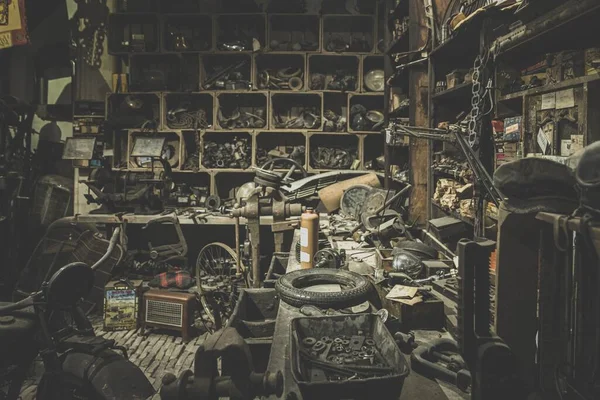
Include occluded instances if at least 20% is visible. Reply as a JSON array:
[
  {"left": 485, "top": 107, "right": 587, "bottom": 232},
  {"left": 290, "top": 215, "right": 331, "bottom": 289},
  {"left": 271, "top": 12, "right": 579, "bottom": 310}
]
[{"left": 446, "top": 69, "right": 467, "bottom": 89}]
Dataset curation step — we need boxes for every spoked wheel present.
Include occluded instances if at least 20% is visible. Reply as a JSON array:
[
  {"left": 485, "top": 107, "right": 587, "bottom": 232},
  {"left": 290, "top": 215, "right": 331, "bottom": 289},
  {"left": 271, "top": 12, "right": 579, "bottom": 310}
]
[
  {"left": 260, "top": 158, "right": 308, "bottom": 184},
  {"left": 195, "top": 243, "right": 245, "bottom": 332}
]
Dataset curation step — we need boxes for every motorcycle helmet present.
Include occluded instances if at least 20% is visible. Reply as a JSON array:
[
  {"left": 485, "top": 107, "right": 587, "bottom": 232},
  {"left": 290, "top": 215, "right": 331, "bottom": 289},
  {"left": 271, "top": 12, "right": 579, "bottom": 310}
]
[{"left": 391, "top": 250, "right": 423, "bottom": 279}]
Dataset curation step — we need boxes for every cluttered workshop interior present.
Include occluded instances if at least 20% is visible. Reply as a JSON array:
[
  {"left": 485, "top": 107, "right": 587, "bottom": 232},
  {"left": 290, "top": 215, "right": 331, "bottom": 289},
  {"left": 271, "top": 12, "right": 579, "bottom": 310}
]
[{"left": 2, "top": 0, "right": 600, "bottom": 399}]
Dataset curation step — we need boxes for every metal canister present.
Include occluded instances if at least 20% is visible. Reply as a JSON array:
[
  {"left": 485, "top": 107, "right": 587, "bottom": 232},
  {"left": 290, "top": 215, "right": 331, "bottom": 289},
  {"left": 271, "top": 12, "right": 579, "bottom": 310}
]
[{"left": 300, "top": 208, "right": 319, "bottom": 269}]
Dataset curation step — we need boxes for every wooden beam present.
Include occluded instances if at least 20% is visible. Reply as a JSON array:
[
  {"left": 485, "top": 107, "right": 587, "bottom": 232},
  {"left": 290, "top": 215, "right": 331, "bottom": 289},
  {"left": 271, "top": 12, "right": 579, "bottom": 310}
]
[{"left": 408, "top": 0, "right": 430, "bottom": 224}]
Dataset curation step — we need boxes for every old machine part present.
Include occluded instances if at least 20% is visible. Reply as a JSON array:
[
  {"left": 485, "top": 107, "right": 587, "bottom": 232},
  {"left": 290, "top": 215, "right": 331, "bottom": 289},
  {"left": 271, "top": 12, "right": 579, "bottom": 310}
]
[
  {"left": 83, "top": 158, "right": 174, "bottom": 214},
  {"left": 229, "top": 168, "right": 305, "bottom": 287},
  {"left": 275, "top": 269, "right": 373, "bottom": 309},
  {"left": 323, "top": 109, "right": 347, "bottom": 132},
  {"left": 340, "top": 184, "right": 373, "bottom": 219},
  {"left": 457, "top": 239, "right": 526, "bottom": 400},
  {"left": 142, "top": 289, "right": 198, "bottom": 342},
  {"left": 349, "top": 184, "right": 412, "bottom": 236},
  {"left": 258, "top": 67, "right": 304, "bottom": 90},
  {"left": 203, "top": 59, "right": 250, "bottom": 90},
  {"left": 217, "top": 106, "right": 266, "bottom": 130},
  {"left": 310, "top": 70, "right": 358, "bottom": 91},
  {"left": 300, "top": 209, "right": 319, "bottom": 269},
  {"left": 160, "top": 327, "right": 283, "bottom": 400},
  {"left": 273, "top": 107, "right": 321, "bottom": 130},
  {"left": 166, "top": 105, "right": 209, "bottom": 130},
  {"left": 410, "top": 338, "right": 471, "bottom": 392},
  {"left": 350, "top": 104, "right": 384, "bottom": 132},
  {"left": 256, "top": 145, "right": 305, "bottom": 168},
  {"left": 143, "top": 213, "right": 188, "bottom": 263},
  {"left": 391, "top": 250, "right": 423, "bottom": 279},
  {"left": 203, "top": 136, "right": 251, "bottom": 169},
  {"left": 260, "top": 158, "right": 308, "bottom": 185},
  {"left": 313, "top": 248, "right": 346, "bottom": 269},
  {"left": 310, "top": 145, "right": 358, "bottom": 170},
  {"left": 364, "top": 69, "right": 385, "bottom": 92}
]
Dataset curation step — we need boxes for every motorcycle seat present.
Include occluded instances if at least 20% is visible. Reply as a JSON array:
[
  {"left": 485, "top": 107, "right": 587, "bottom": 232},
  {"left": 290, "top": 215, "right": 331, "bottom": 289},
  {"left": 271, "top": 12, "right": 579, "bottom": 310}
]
[{"left": 0, "top": 302, "right": 37, "bottom": 343}]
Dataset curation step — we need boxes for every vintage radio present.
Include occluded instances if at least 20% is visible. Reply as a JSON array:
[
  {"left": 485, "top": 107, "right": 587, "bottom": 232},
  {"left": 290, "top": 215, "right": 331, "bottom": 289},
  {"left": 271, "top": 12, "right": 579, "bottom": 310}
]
[{"left": 142, "top": 290, "right": 197, "bottom": 342}]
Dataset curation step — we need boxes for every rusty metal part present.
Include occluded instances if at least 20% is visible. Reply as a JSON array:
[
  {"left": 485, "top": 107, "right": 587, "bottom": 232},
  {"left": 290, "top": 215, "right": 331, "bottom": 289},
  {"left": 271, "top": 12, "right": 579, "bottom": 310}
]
[
  {"left": 142, "top": 213, "right": 188, "bottom": 263},
  {"left": 313, "top": 248, "right": 346, "bottom": 269},
  {"left": 160, "top": 327, "right": 283, "bottom": 400}
]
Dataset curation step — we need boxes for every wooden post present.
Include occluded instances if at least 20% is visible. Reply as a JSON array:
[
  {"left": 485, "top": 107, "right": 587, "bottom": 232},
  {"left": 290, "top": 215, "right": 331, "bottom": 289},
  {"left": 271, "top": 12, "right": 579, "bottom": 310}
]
[{"left": 408, "top": 0, "right": 430, "bottom": 224}]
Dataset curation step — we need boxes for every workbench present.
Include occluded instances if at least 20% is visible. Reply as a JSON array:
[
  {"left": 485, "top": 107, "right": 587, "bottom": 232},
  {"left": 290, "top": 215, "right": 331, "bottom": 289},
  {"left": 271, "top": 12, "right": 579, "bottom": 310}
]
[{"left": 264, "top": 231, "right": 468, "bottom": 400}]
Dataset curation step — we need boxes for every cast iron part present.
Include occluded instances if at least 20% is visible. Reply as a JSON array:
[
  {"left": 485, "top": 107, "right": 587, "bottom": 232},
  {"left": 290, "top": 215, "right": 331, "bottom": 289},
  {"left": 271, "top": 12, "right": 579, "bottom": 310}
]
[
  {"left": 143, "top": 213, "right": 188, "bottom": 264},
  {"left": 410, "top": 338, "right": 471, "bottom": 392},
  {"left": 457, "top": 239, "right": 527, "bottom": 400},
  {"left": 83, "top": 157, "right": 174, "bottom": 214},
  {"left": 160, "top": 327, "right": 283, "bottom": 400},
  {"left": 313, "top": 248, "right": 346, "bottom": 269}
]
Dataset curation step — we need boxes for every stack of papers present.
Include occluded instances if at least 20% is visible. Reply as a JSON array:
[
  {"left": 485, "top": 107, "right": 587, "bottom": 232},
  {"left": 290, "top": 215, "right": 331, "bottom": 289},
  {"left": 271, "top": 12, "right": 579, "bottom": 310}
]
[{"left": 385, "top": 285, "right": 423, "bottom": 306}]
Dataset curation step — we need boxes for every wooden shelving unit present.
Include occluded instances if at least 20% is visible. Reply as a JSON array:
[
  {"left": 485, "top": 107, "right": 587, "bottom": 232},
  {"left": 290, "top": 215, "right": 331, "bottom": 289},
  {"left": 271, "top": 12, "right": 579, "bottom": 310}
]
[{"left": 97, "top": 3, "right": 387, "bottom": 201}]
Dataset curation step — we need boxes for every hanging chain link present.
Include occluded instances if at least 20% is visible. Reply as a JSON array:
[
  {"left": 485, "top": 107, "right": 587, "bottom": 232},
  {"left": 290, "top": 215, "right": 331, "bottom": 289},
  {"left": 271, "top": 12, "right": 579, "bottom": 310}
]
[{"left": 466, "top": 48, "right": 493, "bottom": 148}]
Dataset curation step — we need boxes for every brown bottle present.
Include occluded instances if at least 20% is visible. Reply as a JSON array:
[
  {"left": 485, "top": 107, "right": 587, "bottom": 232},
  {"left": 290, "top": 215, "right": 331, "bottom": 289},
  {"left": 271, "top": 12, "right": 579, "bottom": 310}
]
[{"left": 300, "top": 208, "right": 319, "bottom": 269}]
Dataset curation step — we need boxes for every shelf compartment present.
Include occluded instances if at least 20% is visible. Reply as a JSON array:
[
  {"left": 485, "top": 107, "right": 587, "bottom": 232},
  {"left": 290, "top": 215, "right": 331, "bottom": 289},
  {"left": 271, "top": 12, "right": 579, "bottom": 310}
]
[
  {"left": 159, "top": 0, "right": 211, "bottom": 13},
  {"left": 216, "top": 14, "right": 266, "bottom": 52},
  {"left": 348, "top": 93, "right": 384, "bottom": 133},
  {"left": 108, "top": 13, "right": 160, "bottom": 54},
  {"left": 323, "top": 15, "right": 375, "bottom": 54},
  {"left": 129, "top": 54, "right": 184, "bottom": 91},
  {"left": 128, "top": 131, "right": 181, "bottom": 170},
  {"left": 216, "top": 92, "right": 268, "bottom": 130},
  {"left": 309, "top": 133, "right": 360, "bottom": 170},
  {"left": 308, "top": 54, "right": 359, "bottom": 91},
  {"left": 181, "top": 130, "right": 204, "bottom": 171},
  {"left": 106, "top": 93, "right": 161, "bottom": 129},
  {"left": 322, "top": 92, "right": 348, "bottom": 132},
  {"left": 363, "top": 134, "right": 385, "bottom": 171},
  {"left": 164, "top": 93, "right": 214, "bottom": 130},
  {"left": 362, "top": 55, "right": 385, "bottom": 92},
  {"left": 116, "top": 0, "right": 159, "bottom": 12},
  {"left": 268, "top": 14, "right": 320, "bottom": 52},
  {"left": 202, "top": 132, "right": 253, "bottom": 170},
  {"left": 162, "top": 14, "right": 213, "bottom": 52},
  {"left": 214, "top": 171, "right": 255, "bottom": 201},
  {"left": 255, "top": 131, "right": 307, "bottom": 169},
  {"left": 271, "top": 92, "right": 323, "bottom": 131},
  {"left": 321, "top": 1, "right": 376, "bottom": 15},
  {"left": 255, "top": 53, "right": 306, "bottom": 91},
  {"left": 201, "top": 54, "right": 253, "bottom": 90}
]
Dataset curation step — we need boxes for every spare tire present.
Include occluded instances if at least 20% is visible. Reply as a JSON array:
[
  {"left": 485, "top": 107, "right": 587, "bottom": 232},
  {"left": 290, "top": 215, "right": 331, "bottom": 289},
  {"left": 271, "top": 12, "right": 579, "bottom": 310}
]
[{"left": 275, "top": 269, "right": 374, "bottom": 309}]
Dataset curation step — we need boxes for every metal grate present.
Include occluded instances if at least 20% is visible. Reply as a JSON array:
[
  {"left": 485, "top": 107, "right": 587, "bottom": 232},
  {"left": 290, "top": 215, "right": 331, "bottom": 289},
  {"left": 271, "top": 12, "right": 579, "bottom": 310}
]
[{"left": 145, "top": 299, "right": 183, "bottom": 327}]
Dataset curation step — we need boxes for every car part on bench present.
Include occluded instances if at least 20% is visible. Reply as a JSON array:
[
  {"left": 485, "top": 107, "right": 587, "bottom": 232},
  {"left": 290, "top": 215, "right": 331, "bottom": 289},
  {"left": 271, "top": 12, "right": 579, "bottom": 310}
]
[
  {"left": 313, "top": 248, "right": 346, "bottom": 269},
  {"left": 275, "top": 269, "right": 374, "bottom": 309},
  {"left": 160, "top": 327, "right": 283, "bottom": 400},
  {"left": 393, "top": 241, "right": 438, "bottom": 260}
]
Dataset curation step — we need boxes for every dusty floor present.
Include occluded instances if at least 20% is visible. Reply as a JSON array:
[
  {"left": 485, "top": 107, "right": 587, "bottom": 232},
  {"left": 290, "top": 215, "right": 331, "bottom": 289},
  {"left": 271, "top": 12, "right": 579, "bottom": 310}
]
[{"left": 19, "top": 321, "right": 204, "bottom": 399}]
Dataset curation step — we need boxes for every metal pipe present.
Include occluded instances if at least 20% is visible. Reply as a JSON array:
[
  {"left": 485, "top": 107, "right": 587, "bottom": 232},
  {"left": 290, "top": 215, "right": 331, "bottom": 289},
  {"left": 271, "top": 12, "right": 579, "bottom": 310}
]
[
  {"left": 91, "top": 227, "right": 121, "bottom": 270},
  {"left": 235, "top": 217, "right": 241, "bottom": 275}
]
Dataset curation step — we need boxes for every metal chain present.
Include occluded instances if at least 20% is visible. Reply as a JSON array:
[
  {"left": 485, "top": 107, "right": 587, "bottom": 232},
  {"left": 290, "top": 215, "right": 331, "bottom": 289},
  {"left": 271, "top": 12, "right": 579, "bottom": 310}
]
[{"left": 466, "top": 49, "right": 492, "bottom": 147}]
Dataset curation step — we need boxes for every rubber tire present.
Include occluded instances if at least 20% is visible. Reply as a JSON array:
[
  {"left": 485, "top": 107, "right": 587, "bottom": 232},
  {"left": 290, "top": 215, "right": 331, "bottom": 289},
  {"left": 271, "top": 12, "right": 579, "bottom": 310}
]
[
  {"left": 275, "top": 269, "right": 374, "bottom": 309},
  {"left": 394, "top": 241, "right": 438, "bottom": 260}
]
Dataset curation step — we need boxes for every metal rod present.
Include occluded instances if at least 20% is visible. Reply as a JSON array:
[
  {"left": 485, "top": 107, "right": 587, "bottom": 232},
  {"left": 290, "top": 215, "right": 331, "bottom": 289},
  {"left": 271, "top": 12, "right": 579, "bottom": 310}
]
[{"left": 235, "top": 217, "right": 241, "bottom": 275}]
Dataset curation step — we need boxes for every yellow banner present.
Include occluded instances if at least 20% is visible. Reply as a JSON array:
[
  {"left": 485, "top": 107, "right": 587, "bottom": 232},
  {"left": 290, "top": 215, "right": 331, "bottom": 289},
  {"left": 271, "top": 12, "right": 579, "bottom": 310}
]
[{"left": 0, "top": 0, "right": 22, "bottom": 33}]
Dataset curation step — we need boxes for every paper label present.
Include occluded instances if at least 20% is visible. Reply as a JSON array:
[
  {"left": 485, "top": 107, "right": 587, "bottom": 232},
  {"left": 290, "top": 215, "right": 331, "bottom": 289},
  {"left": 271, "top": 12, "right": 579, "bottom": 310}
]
[
  {"left": 300, "top": 251, "right": 310, "bottom": 263},
  {"left": 300, "top": 227, "right": 308, "bottom": 247},
  {"left": 386, "top": 130, "right": 391, "bottom": 144},
  {"left": 537, "top": 128, "right": 550, "bottom": 154},
  {"left": 541, "top": 93, "right": 556, "bottom": 110},
  {"left": 571, "top": 134, "right": 584, "bottom": 152},
  {"left": 560, "top": 140, "right": 572, "bottom": 156},
  {"left": 505, "top": 123, "right": 519, "bottom": 134},
  {"left": 555, "top": 89, "right": 575, "bottom": 109}
]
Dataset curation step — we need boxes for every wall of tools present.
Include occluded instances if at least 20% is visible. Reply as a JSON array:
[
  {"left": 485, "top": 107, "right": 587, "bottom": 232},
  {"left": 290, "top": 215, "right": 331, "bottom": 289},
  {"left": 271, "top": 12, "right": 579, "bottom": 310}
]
[{"left": 73, "top": 0, "right": 392, "bottom": 213}]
